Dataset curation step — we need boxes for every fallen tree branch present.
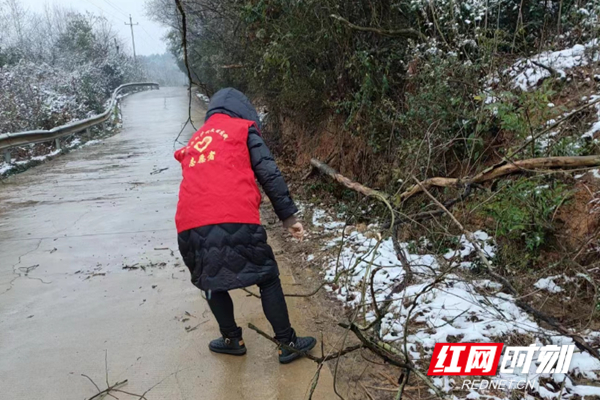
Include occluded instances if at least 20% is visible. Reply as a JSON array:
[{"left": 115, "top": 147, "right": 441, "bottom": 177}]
[
  {"left": 173, "top": 0, "right": 210, "bottom": 147},
  {"left": 338, "top": 323, "right": 408, "bottom": 368},
  {"left": 339, "top": 323, "right": 445, "bottom": 399},
  {"left": 383, "top": 184, "right": 473, "bottom": 228},
  {"left": 311, "top": 158, "right": 388, "bottom": 199},
  {"left": 86, "top": 379, "right": 129, "bottom": 400},
  {"left": 247, "top": 323, "right": 363, "bottom": 363},
  {"left": 399, "top": 156, "right": 600, "bottom": 202},
  {"left": 461, "top": 97, "right": 600, "bottom": 180},
  {"left": 394, "top": 99, "right": 600, "bottom": 202},
  {"left": 82, "top": 351, "right": 183, "bottom": 400},
  {"left": 413, "top": 176, "right": 600, "bottom": 360},
  {"left": 330, "top": 14, "right": 425, "bottom": 40},
  {"left": 311, "top": 158, "right": 396, "bottom": 229}
]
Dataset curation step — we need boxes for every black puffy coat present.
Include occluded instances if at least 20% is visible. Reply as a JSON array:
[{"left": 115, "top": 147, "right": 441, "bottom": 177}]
[{"left": 177, "top": 88, "right": 298, "bottom": 292}]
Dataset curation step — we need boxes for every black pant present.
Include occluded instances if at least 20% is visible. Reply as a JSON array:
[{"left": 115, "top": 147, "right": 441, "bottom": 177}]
[{"left": 207, "top": 277, "right": 293, "bottom": 342}]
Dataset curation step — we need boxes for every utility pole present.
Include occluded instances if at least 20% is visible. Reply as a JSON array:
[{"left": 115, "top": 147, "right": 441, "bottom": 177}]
[{"left": 124, "top": 14, "right": 138, "bottom": 61}]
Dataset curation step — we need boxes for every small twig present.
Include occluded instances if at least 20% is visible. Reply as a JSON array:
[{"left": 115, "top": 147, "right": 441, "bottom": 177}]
[
  {"left": 242, "top": 287, "right": 261, "bottom": 298},
  {"left": 530, "top": 60, "right": 559, "bottom": 78},
  {"left": 307, "top": 364, "right": 324, "bottom": 400},
  {"left": 396, "top": 369, "right": 411, "bottom": 400},
  {"left": 85, "top": 379, "right": 129, "bottom": 400},
  {"left": 384, "top": 185, "right": 472, "bottom": 228},
  {"left": 220, "top": 64, "right": 245, "bottom": 69},
  {"left": 360, "top": 382, "right": 376, "bottom": 400},
  {"left": 185, "top": 320, "right": 207, "bottom": 332},
  {"left": 81, "top": 374, "right": 101, "bottom": 393},
  {"left": 104, "top": 350, "right": 110, "bottom": 388},
  {"left": 379, "top": 371, "right": 400, "bottom": 387},
  {"left": 247, "top": 323, "right": 363, "bottom": 363},
  {"left": 339, "top": 322, "right": 445, "bottom": 398}
]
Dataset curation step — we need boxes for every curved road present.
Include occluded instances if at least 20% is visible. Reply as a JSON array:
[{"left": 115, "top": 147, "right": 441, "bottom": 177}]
[{"left": 0, "top": 87, "right": 334, "bottom": 399}]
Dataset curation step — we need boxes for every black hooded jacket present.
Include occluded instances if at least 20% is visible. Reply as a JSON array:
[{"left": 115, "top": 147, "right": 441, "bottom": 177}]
[
  {"left": 205, "top": 88, "right": 297, "bottom": 222},
  {"left": 178, "top": 88, "right": 298, "bottom": 292}
]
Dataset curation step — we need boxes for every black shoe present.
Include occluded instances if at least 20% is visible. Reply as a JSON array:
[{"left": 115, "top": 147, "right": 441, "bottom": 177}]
[
  {"left": 209, "top": 327, "right": 247, "bottom": 356},
  {"left": 278, "top": 329, "right": 317, "bottom": 364}
]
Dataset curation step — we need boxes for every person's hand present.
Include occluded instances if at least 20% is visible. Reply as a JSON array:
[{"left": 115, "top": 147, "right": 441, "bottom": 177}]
[
  {"left": 288, "top": 222, "right": 304, "bottom": 241},
  {"left": 283, "top": 215, "right": 304, "bottom": 241}
]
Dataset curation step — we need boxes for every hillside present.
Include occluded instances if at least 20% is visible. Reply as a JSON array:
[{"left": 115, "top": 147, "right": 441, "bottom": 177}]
[{"left": 154, "top": 1, "right": 600, "bottom": 399}]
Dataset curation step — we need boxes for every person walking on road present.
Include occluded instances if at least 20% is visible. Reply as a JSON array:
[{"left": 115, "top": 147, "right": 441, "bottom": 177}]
[{"left": 174, "top": 88, "right": 316, "bottom": 364}]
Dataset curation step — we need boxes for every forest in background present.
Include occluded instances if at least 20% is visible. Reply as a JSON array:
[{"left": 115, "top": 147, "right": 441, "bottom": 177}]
[
  {"left": 0, "top": 0, "right": 186, "bottom": 135},
  {"left": 0, "top": 1, "right": 139, "bottom": 133}
]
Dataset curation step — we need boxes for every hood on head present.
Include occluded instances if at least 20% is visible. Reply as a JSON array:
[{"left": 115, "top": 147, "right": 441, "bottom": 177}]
[{"left": 205, "top": 88, "right": 261, "bottom": 128}]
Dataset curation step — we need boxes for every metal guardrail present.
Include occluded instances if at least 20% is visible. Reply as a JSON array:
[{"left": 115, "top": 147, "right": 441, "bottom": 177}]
[{"left": 0, "top": 82, "right": 160, "bottom": 162}]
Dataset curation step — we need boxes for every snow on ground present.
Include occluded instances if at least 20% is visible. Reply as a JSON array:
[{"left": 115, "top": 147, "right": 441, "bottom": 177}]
[
  {"left": 0, "top": 149, "right": 63, "bottom": 176},
  {"left": 312, "top": 207, "right": 346, "bottom": 230},
  {"left": 583, "top": 95, "right": 600, "bottom": 140},
  {"left": 304, "top": 205, "right": 600, "bottom": 399},
  {"left": 575, "top": 169, "right": 600, "bottom": 180},
  {"left": 83, "top": 140, "right": 102, "bottom": 147},
  {"left": 534, "top": 276, "right": 564, "bottom": 293},
  {"left": 29, "top": 149, "right": 61, "bottom": 163},
  {"left": 507, "top": 40, "right": 600, "bottom": 91},
  {"left": 0, "top": 137, "right": 105, "bottom": 178},
  {"left": 196, "top": 93, "right": 210, "bottom": 103},
  {"left": 0, "top": 162, "right": 13, "bottom": 175}
]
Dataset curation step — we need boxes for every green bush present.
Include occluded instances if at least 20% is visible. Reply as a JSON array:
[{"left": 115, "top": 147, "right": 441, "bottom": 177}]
[{"left": 481, "top": 178, "right": 571, "bottom": 253}]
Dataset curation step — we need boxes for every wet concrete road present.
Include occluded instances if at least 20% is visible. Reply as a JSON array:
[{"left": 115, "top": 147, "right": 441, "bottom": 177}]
[{"left": 0, "top": 87, "right": 334, "bottom": 399}]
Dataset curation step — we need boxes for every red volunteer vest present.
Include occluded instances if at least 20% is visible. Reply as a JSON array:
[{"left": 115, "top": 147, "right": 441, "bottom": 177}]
[{"left": 174, "top": 114, "right": 261, "bottom": 233}]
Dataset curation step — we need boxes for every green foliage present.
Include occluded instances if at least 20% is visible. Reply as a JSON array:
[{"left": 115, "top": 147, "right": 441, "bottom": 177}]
[
  {"left": 148, "top": 0, "right": 600, "bottom": 186},
  {"left": 481, "top": 179, "right": 571, "bottom": 253},
  {"left": 546, "top": 136, "right": 591, "bottom": 157},
  {"left": 398, "top": 55, "right": 484, "bottom": 158},
  {"left": 487, "top": 82, "right": 557, "bottom": 145}
]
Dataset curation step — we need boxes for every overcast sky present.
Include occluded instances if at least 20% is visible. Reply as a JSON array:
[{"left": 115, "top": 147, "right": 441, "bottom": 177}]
[{"left": 20, "top": 0, "right": 168, "bottom": 56}]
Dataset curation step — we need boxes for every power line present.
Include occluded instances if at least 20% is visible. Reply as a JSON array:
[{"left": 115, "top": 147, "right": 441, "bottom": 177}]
[
  {"left": 97, "top": 0, "right": 159, "bottom": 46},
  {"left": 101, "top": 0, "right": 129, "bottom": 18},
  {"left": 83, "top": 0, "right": 114, "bottom": 19},
  {"left": 83, "top": 0, "right": 159, "bottom": 56},
  {"left": 83, "top": 0, "right": 122, "bottom": 25},
  {"left": 135, "top": 32, "right": 155, "bottom": 54},
  {"left": 140, "top": 25, "right": 159, "bottom": 43}
]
